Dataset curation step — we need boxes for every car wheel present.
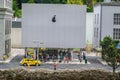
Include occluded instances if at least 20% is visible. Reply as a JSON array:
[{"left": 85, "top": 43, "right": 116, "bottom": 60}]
[
  {"left": 23, "top": 63, "right": 27, "bottom": 66},
  {"left": 35, "top": 63, "right": 39, "bottom": 66}
]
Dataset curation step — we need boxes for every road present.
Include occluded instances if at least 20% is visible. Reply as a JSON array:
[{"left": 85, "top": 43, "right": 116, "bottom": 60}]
[{"left": 1, "top": 53, "right": 120, "bottom": 72}]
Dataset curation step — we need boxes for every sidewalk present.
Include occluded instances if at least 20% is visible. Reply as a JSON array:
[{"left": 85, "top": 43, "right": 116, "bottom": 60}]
[
  {"left": 0, "top": 48, "right": 24, "bottom": 64},
  {"left": 86, "top": 52, "right": 107, "bottom": 65},
  {"left": 44, "top": 59, "right": 91, "bottom": 64},
  {"left": 97, "top": 58, "right": 107, "bottom": 65},
  {"left": 86, "top": 52, "right": 101, "bottom": 57},
  {"left": 0, "top": 53, "right": 17, "bottom": 63}
]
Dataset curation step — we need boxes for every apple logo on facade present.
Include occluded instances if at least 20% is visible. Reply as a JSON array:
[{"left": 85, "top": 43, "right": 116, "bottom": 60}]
[{"left": 52, "top": 15, "right": 56, "bottom": 23}]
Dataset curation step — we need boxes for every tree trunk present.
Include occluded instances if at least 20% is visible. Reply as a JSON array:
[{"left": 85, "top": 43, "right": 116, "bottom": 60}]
[
  {"left": 113, "top": 67, "right": 115, "bottom": 75},
  {"left": 113, "top": 67, "right": 116, "bottom": 80},
  {"left": 101, "top": 52, "right": 105, "bottom": 60}
]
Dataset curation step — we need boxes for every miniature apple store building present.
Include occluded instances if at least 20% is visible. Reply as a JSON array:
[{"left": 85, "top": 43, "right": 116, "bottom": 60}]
[{"left": 22, "top": 4, "right": 86, "bottom": 58}]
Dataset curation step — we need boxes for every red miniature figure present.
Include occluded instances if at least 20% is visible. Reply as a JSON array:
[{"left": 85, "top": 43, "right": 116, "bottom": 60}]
[{"left": 53, "top": 62, "right": 57, "bottom": 70}]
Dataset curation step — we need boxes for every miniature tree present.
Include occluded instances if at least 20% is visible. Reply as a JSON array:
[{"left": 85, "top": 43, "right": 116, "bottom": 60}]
[
  {"left": 100, "top": 36, "right": 113, "bottom": 59},
  {"left": 100, "top": 36, "right": 120, "bottom": 74}
]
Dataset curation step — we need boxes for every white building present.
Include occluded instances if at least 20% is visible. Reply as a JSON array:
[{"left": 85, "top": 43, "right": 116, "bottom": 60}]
[
  {"left": 93, "top": 2, "right": 120, "bottom": 47},
  {"left": 0, "top": 0, "right": 12, "bottom": 59},
  {"left": 11, "top": 13, "right": 94, "bottom": 48},
  {"left": 86, "top": 13, "right": 94, "bottom": 46},
  {"left": 12, "top": 21, "right": 21, "bottom": 48},
  {"left": 22, "top": 4, "right": 86, "bottom": 48}
]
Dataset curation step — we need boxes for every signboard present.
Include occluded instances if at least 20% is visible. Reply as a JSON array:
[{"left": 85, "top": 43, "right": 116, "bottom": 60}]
[{"left": 22, "top": 4, "right": 86, "bottom": 48}]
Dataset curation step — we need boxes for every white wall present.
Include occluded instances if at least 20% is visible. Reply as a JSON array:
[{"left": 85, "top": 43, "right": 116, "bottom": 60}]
[
  {"left": 22, "top": 4, "right": 86, "bottom": 48},
  {"left": 93, "top": 4, "right": 120, "bottom": 48},
  {"left": 12, "top": 13, "right": 95, "bottom": 48},
  {"left": 11, "top": 13, "right": 94, "bottom": 48},
  {"left": 0, "top": 7, "right": 12, "bottom": 59},
  {"left": 0, "top": 0, "right": 12, "bottom": 10},
  {"left": 101, "top": 6, "right": 120, "bottom": 40},
  {"left": 0, "top": 0, "right": 4, "bottom": 8},
  {"left": 86, "top": 13, "right": 94, "bottom": 45},
  {"left": 93, "top": 5, "right": 101, "bottom": 47},
  {"left": 0, "top": 19, "right": 5, "bottom": 58},
  {"left": 11, "top": 28, "right": 21, "bottom": 48}
]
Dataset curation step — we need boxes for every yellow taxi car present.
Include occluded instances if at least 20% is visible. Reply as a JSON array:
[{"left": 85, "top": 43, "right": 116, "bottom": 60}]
[{"left": 20, "top": 58, "right": 42, "bottom": 66}]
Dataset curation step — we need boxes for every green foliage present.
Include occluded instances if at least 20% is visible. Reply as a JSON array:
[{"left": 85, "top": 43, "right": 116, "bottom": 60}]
[
  {"left": 67, "top": 0, "right": 83, "bottom": 5},
  {"left": 12, "top": 0, "right": 109, "bottom": 17},
  {"left": 14, "top": 9, "right": 22, "bottom": 18},
  {"left": 41, "top": 0, "right": 66, "bottom": 4},
  {"left": 100, "top": 36, "right": 120, "bottom": 74},
  {"left": 13, "top": 0, "right": 18, "bottom": 10},
  {"left": 28, "top": 0, "right": 35, "bottom": 3},
  {"left": 87, "top": 4, "right": 93, "bottom": 12},
  {"left": 20, "top": 0, "right": 27, "bottom": 3},
  {"left": 1, "top": 69, "right": 120, "bottom": 80},
  {"left": 14, "top": 74, "right": 24, "bottom": 80},
  {"left": 67, "top": 0, "right": 103, "bottom": 12},
  {"left": 82, "top": 0, "right": 87, "bottom": 4},
  {"left": 6, "top": 75, "right": 13, "bottom": 80},
  {"left": 100, "top": 36, "right": 113, "bottom": 59},
  {"left": 13, "top": 0, "right": 21, "bottom": 18},
  {"left": 112, "top": 0, "right": 120, "bottom": 1}
]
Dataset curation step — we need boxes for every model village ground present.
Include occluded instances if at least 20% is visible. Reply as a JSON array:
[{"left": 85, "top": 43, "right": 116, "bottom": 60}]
[
  {"left": 0, "top": 48, "right": 120, "bottom": 72},
  {"left": 1, "top": 1, "right": 120, "bottom": 79}
]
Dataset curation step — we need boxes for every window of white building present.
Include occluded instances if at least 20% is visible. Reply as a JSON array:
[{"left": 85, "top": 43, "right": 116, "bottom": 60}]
[
  {"left": 94, "top": 14, "right": 99, "bottom": 24},
  {"left": 94, "top": 14, "right": 96, "bottom": 24},
  {"left": 113, "top": 28, "right": 120, "bottom": 40},
  {"left": 5, "top": 39, "right": 11, "bottom": 55},
  {"left": 94, "top": 27, "right": 98, "bottom": 38},
  {"left": 5, "top": 20, "right": 11, "bottom": 35},
  {"left": 114, "top": 13, "right": 120, "bottom": 25},
  {"left": 97, "top": 14, "right": 99, "bottom": 24}
]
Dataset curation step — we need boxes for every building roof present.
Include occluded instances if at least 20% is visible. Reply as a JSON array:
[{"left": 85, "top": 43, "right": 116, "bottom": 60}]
[{"left": 94, "top": 2, "right": 120, "bottom": 6}]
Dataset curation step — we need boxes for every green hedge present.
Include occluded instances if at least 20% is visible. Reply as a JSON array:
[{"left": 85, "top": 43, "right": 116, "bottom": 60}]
[{"left": 0, "top": 69, "right": 120, "bottom": 80}]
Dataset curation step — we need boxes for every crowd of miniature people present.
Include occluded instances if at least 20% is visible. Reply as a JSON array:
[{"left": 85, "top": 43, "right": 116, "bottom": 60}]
[
  {"left": 38, "top": 49, "right": 72, "bottom": 63},
  {"left": 25, "top": 48, "right": 87, "bottom": 63},
  {"left": 38, "top": 48, "right": 86, "bottom": 63}
]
